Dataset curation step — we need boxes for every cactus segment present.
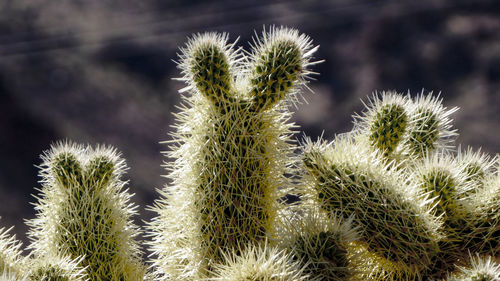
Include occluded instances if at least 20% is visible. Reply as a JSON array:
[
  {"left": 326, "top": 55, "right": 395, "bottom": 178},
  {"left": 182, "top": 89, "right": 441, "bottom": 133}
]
[
  {"left": 302, "top": 135, "right": 443, "bottom": 277},
  {"left": 0, "top": 225, "right": 23, "bottom": 276},
  {"left": 447, "top": 254, "right": 500, "bottom": 281},
  {"left": 406, "top": 92, "right": 458, "bottom": 158},
  {"left": 279, "top": 208, "right": 358, "bottom": 280},
  {"left": 463, "top": 174, "right": 500, "bottom": 256},
  {"left": 456, "top": 147, "right": 497, "bottom": 195},
  {"left": 28, "top": 255, "right": 86, "bottom": 281},
  {"left": 248, "top": 26, "right": 319, "bottom": 112},
  {"left": 353, "top": 92, "right": 412, "bottom": 159},
  {"left": 206, "top": 243, "right": 310, "bottom": 281},
  {"left": 28, "top": 141, "right": 147, "bottom": 281},
  {"left": 177, "top": 32, "right": 240, "bottom": 107}
]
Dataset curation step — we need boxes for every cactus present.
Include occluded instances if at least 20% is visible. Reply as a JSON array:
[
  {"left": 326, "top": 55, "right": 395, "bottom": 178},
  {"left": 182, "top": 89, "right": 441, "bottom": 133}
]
[
  {"left": 1, "top": 27, "right": 500, "bottom": 281},
  {"left": 206, "top": 243, "right": 310, "bottom": 281},
  {"left": 27, "top": 141, "right": 147, "bottom": 281},
  {"left": 456, "top": 147, "right": 497, "bottom": 195},
  {"left": 0, "top": 224, "right": 24, "bottom": 276},
  {"left": 27, "top": 255, "right": 87, "bottom": 281},
  {"left": 148, "top": 26, "right": 319, "bottom": 279},
  {"left": 447, "top": 255, "right": 500, "bottom": 281},
  {"left": 462, "top": 172, "right": 500, "bottom": 257},
  {"left": 301, "top": 135, "right": 443, "bottom": 279},
  {"left": 405, "top": 93, "right": 458, "bottom": 159},
  {"left": 353, "top": 92, "right": 413, "bottom": 160},
  {"left": 278, "top": 207, "right": 358, "bottom": 280}
]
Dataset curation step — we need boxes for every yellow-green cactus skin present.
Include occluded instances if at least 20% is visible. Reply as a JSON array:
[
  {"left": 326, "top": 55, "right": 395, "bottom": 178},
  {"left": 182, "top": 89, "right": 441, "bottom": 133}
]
[
  {"left": 27, "top": 142, "right": 147, "bottom": 281},
  {"left": 301, "top": 136, "right": 443, "bottom": 280},
  {"left": 148, "top": 27, "right": 319, "bottom": 280}
]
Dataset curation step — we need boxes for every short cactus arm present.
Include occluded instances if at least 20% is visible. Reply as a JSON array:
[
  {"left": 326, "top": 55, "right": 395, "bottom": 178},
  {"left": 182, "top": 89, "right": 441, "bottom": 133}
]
[
  {"left": 178, "top": 33, "right": 237, "bottom": 107},
  {"left": 248, "top": 27, "right": 319, "bottom": 112}
]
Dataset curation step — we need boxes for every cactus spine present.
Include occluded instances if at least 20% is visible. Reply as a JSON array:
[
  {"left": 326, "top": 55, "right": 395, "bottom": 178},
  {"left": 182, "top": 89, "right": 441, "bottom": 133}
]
[
  {"left": 148, "top": 27, "right": 319, "bottom": 279},
  {"left": 447, "top": 255, "right": 500, "bottom": 281},
  {"left": 206, "top": 243, "right": 310, "bottom": 281},
  {"left": 27, "top": 142, "right": 147, "bottom": 281},
  {"left": 0, "top": 224, "right": 24, "bottom": 277}
]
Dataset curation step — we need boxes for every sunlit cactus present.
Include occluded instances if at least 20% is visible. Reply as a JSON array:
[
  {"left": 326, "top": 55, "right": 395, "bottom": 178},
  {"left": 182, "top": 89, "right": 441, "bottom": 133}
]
[
  {"left": 27, "top": 255, "right": 87, "bottom": 281},
  {"left": 456, "top": 147, "right": 497, "bottom": 195},
  {"left": 278, "top": 207, "right": 358, "bottom": 280},
  {"left": 405, "top": 92, "right": 458, "bottom": 158},
  {"left": 148, "top": 26, "right": 319, "bottom": 279},
  {"left": 0, "top": 224, "right": 24, "bottom": 277},
  {"left": 353, "top": 91, "right": 413, "bottom": 160},
  {"left": 462, "top": 172, "right": 500, "bottom": 257},
  {"left": 447, "top": 254, "right": 500, "bottom": 281},
  {"left": 408, "top": 152, "right": 473, "bottom": 278},
  {"left": 205, "top": 243, "right": 310, "bottom": 281},
  {"left": 27, "top": 141, "right": 147, "bottom": 281},
  {"left": 0, "top": 270, "right": 25, "bottom": 281},
  {"left": 301, "top": 135, "right": 443, "bottom": 279}
]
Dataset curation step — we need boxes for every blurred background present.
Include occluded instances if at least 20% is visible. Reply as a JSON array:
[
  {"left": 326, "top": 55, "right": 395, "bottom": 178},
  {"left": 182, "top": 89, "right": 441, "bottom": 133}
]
[{"left": 0, "top": 0, "right": 499, "bottom": 251}]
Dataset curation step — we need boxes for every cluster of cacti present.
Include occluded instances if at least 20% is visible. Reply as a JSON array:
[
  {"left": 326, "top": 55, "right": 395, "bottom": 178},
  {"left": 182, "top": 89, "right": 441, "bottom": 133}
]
[{"left": 0, "top": 27, "right": 499, "bottom": 281}]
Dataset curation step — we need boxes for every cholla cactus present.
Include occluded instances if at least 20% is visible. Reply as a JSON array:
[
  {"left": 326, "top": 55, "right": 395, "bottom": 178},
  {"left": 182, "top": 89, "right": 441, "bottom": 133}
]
[
  {"left": 279, "top": 208, "right": 358, "bottom": 280},
  {"left": 27, "top": 141, "right": 147, "bottom": 281},
  {"left": 462, "top": 172, "right": 500, "bottom": 257},
  {"left": 301, "top": 135, "right": 443, "bottom": 279},
  {"left": 354, "top": 91, "right": 458, "bottom": 162},
  {"left": 206, "top": 243, "right": 310, "bottom": 281},
  {"left": 148, "top": 27, "right": 319, "bottom": 279},
  {"left": 0, "top": 270, "right": 25, "bottom": 281},
  {"left": 353, "top": 92, "right": 413, "bottom": 160},
  {"left": 456, "top": 147, "right": 497, "bottom": 194},
  {"left": 405, "top": 93, "right": 458, "bottom": 158},
  {"left": 27, "top": 255, "right": 87, "bottom": 281},
  {"left": 447, "top": 254, "right": 500, "bottom": 281},
  {"left": 0, "top": 224, "right": 24, "bottom": 276}
]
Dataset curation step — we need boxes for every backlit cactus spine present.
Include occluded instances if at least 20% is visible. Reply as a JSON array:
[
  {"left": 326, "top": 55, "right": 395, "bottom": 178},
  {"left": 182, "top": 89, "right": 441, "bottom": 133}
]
[
  {"left": 447, "top": 255, "right": 500, "bottom": 281},
  {"left": 27, "top": 142, "right": 147, "bottom": 281},
  {"left": 206, "top": 243, "right": 310, "bottom": 281},
  {"left": 27, "top": 255, "right": 87, "bottom": 281},
  {"left": 301, "top": 135, "right": 443, "bottom": 280},
  {"left": 148, "top": 27, "right": 319, "bottom": 279},
  {"left": 0, "top": 224, "right": 24, "bottom": 277}
]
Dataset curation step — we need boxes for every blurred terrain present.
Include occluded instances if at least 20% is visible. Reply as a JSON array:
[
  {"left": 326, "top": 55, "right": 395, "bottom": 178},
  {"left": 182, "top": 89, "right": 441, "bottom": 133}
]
[{"left": 0, "top": 0, "right": 499, "bottom": 251}]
